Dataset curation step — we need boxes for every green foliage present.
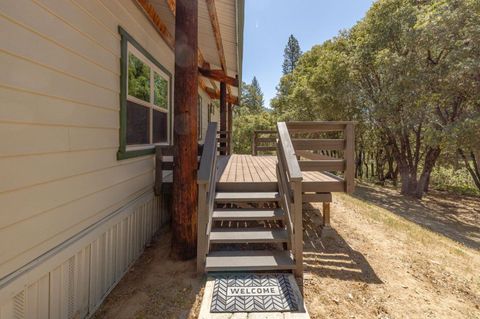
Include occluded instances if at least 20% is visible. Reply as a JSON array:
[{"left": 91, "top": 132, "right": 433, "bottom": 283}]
[
  {"left": 282, "top": 35, "right": 302, "bottom": 75},
  {"left": 232, "top": 108, "right": 276, "bottom": 154},
  {"left": 430, "top": 166, "right": 480, "bottom": 196},
  {"left": 240, "top": 77, "right": 265, "bottom": 113},
  {"left": 232, "top": 76, "right": 275, "bottom": 154},
  {"left": 128, "top": 53, "right": 150, "bottom": 102},
  {"left": 153, "top": 73, "right": 168, "bottom": 109},
  {"left": 271, "top": 0, "right": 480, "bottom": 196}
]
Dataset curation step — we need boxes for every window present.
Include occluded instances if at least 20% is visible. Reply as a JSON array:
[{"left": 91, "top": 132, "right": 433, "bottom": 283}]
[
  {"left": 198, "top": 95, "right": 202, "bottom": 140},
  {"left": 118, "top": 27, "right": 172, "bottom": 160}
]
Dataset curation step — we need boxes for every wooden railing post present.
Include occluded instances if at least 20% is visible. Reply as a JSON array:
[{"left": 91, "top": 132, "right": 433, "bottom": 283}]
[
  {"left": 277, "top": 122, "right": 304, "bottom": 279},
  {"left": 292, "top": 180, "right": 303, "bottom": 278},
  {"left": 197, "top": 183, "right": 207, "bottom": 272},
  {"left": 252, "top": 131, "right": 257, "bottom": 156},
  {"left": 322, "top": 202, "right": 331, "bottom": 228},
  {"left": 197, "top": 122, "right": 218, "bottom": 273},
  {"left": 344, "top": 123, "right": 355, "bottom": 193}
]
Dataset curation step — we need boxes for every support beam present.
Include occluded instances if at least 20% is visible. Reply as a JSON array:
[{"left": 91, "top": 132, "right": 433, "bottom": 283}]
[
  {"left": 164, "top": 0, "right": 217, "bottom": 91},
  {"left": 172, "top": 0, "right": 198, "bottom": 260},
  {"left": 205, "top": 0, "right": 232, "bottom": 96},
  {"left": 135, "top": 0, "right": 174, "bottom": 50},
  {"left": 198, "top": 68, "right": 239, "bottom": 87},
  {"left": 219, "top": 81, "right": 227, "bottom": 155},
  {"left": 203, "top": 87, "right": 239, "bottom": 105},
  {"left": 322, "top": 202, "right": 331, "bottom": 227}
]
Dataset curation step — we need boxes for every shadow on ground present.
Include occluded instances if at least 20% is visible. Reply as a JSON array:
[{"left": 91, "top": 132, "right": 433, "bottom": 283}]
[
  {"left": 302, "top": 203, "right": 382, "bottom": 284},
  {"left": 352, "top": 183, "right": 480, "bottom": 250},
  {"left": 93, "top": 229, "right": 203, "bottom": 319}
]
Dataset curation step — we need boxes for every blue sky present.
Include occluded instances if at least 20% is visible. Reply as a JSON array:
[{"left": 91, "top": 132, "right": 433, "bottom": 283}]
[{"left": 242, "top": 0, "right": 373, "bottom": 107}]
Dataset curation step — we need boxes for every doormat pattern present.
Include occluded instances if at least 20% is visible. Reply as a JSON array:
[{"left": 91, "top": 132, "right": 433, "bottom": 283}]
[{"left": 210, "top": 273, "right": 298, "bottom": 313}]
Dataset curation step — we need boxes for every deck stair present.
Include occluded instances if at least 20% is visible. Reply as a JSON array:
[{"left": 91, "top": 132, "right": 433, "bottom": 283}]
[
  {"left": 196, "top": 121, "right": 356, "bottom": 277},
  {"left": 205, "top": 189, "right": 295, "bottom": 272}
]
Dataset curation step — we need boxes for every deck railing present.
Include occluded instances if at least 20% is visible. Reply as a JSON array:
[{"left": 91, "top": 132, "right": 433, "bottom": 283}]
[
  {"left": 252, "top": 130, "right": 277, "bottom": 155},
  {"left": 197, "top": 122, "right": 218, "bottom": 272},
  {"left": 286, "top": 121, "right": 356, "bottom": 193},
  {"left": 217, "top": 130, "right": 231, "bottom": 155},
  {"left": 276, "top": 122, "right": 303, "bottom": 277}
]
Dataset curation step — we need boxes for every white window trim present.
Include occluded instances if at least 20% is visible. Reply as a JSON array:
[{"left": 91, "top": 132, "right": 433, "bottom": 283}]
[{"left": 126, "top": 43, "right": 170, "bottom": 149}]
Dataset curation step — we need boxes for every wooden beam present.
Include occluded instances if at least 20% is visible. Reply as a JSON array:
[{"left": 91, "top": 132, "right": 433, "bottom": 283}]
[
  {"left": 135, "top": 0, "right": 174, "bottom": 50},
  {"left": 205, "top": 0, "right": 232, "bottom": 96},
  {"left": 166, "top": 0, "right": 176, "bottom": 15},
  {"left": 165, "top": 0, "right": 217, "bottom": 91},
  {"left": 198, "top": 68, "right": 238, "bottom": 87},
  {"left": 203, "top": 86, "right": 238, "bottom": 105},
  {"left": 172, "top": 0, "right": 198, "bottom": 260}
]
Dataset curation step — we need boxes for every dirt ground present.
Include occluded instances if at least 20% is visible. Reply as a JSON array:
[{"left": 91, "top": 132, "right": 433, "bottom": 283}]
[{"left": 94, "top": 185, "right": 480, "bottom": 319}]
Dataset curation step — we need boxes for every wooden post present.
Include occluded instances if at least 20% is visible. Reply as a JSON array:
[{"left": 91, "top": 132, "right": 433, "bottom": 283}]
[
  {"left": 171, "top": 0, "right": 198, "bottom": 260},
  {"left": 322, "top": 202, "right": 330, "bottom": 228},
  {"left": 220, "top": 81, "right": 227, "bottom": 155},
  {"left": 196, "top": 183, "right": 207, "bottom": 272},
  {"left": 292, "top": 180, "right": 303, "bottom": 278},
  {"left": 227, "top": 102, "right": 232, "bottom": 155}
]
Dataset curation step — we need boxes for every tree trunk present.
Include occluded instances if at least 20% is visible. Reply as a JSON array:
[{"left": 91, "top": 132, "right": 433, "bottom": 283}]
[
  {"left": 415, "top": 147, "right": 441, "bottom": 199},
  {"left": 458, "top": 148, "right": 480, "bottom": 190},
  {"left": 364, "top": 160, "right": 369, "bottom": 179},
  {"left": 171, "top": 0, "right": 198, "bottom": 260},
  {"left": 392, "top": 165, "right": 399, "bottom": 187},
  {"left": 355, "top": 149, "right": 363, "bottom": 178}
]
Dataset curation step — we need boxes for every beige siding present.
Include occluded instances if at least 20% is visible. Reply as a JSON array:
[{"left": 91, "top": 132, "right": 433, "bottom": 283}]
[
  {"left": 0, "top": 0, "right": 172, "bottom": 283},
  {"left": 0, "top": 192, "right": 169, "bottom": 318}
]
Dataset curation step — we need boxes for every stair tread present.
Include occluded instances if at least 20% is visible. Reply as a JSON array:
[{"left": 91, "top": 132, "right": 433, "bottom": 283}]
[
  {"left": 215, "top": 192, "right": 280, "bottom": 202},
  {"left": 209, "top": 228, "right": 288, "bottom": 243},
  {"left": 205, "top": 250, "right": 295, "bottom": 271},
  {"left": 212, "top": 208, "right": 284, "bottom": 221}
]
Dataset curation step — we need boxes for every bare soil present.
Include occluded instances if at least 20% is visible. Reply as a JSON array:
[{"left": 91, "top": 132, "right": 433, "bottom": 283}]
[{"left": 94, "top": 187, "right": 480, "bottom": 319}]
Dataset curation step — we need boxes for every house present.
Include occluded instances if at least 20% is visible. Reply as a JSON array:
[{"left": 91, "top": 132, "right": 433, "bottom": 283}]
[{"left": 0, "top": 0, "right": 243, "bottom": 318}]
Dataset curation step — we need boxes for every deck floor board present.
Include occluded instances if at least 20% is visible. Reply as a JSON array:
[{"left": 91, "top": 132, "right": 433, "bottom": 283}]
[{"left": 217, "top": 155, "right": 343, "bottom": 187}]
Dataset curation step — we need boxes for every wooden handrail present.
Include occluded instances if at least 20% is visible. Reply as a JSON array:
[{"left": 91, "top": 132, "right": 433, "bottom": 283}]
[
  {"left": 286, "top": 120, "right": 356, "bottom": 194},
  {"left": 277, "top": 122, "right": 302, "bottom": 182},
  {"left": 198, "top": 123, "right": 219, "bottom": 185},
  {"left": 276, "top": 121, "right": 303, "bottom": 277},
  {"left": 252, "top": 130, "right": 277, "bottom": 155},
  {"left": 291, "top": 138, "right": 345, "bottom": 150},
  {"left": 197, "top": 122, "right": 218, "bottom": 272},
  {"left": 287, "top": 121, "right": 357, "bottom": 132}
]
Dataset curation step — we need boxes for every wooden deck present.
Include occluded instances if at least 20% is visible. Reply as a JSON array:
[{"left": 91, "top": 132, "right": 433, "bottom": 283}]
[{"left": 216, "top": 154, "right": 345, "bottom": 193}]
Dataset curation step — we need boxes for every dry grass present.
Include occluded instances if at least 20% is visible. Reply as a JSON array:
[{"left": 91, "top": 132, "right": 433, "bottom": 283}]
[
  {"left": 95, "top": 186, "right": 480, "bottom": 319},
  {"left": 303, "top": 189, "right": 480, "bottom": 319}
]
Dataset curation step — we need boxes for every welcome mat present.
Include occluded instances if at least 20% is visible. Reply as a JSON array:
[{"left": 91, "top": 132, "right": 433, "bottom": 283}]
[{"left": 210, "top": 273, "right": 298, "bottom": 313}]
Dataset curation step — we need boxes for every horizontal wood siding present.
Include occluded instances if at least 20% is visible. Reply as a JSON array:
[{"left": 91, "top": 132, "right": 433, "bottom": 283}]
[
  {"left": 0, "top": 0, "right": 173, "bottom": 283},
  {"left": 0, "top": 192, "right": 171, "bottom": 319}
]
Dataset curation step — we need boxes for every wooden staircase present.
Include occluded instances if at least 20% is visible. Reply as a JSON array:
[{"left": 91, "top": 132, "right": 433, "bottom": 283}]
[
  {"left": 197, "top": 122, "right": 304, "bottom": 277},
  {"left": 196, "top": 121, "right": 356, "bottom": 278},
  {"left": 205, "top": 189, "right": 296, "bottom": 272}
]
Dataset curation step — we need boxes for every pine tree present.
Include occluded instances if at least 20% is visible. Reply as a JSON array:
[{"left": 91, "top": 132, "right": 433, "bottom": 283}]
[
  {"left": 240, "top": 76, "right": 264, "bottom": 113},
  {"left": 282, "top": 35, "right": 302, "bottom": 75}
]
